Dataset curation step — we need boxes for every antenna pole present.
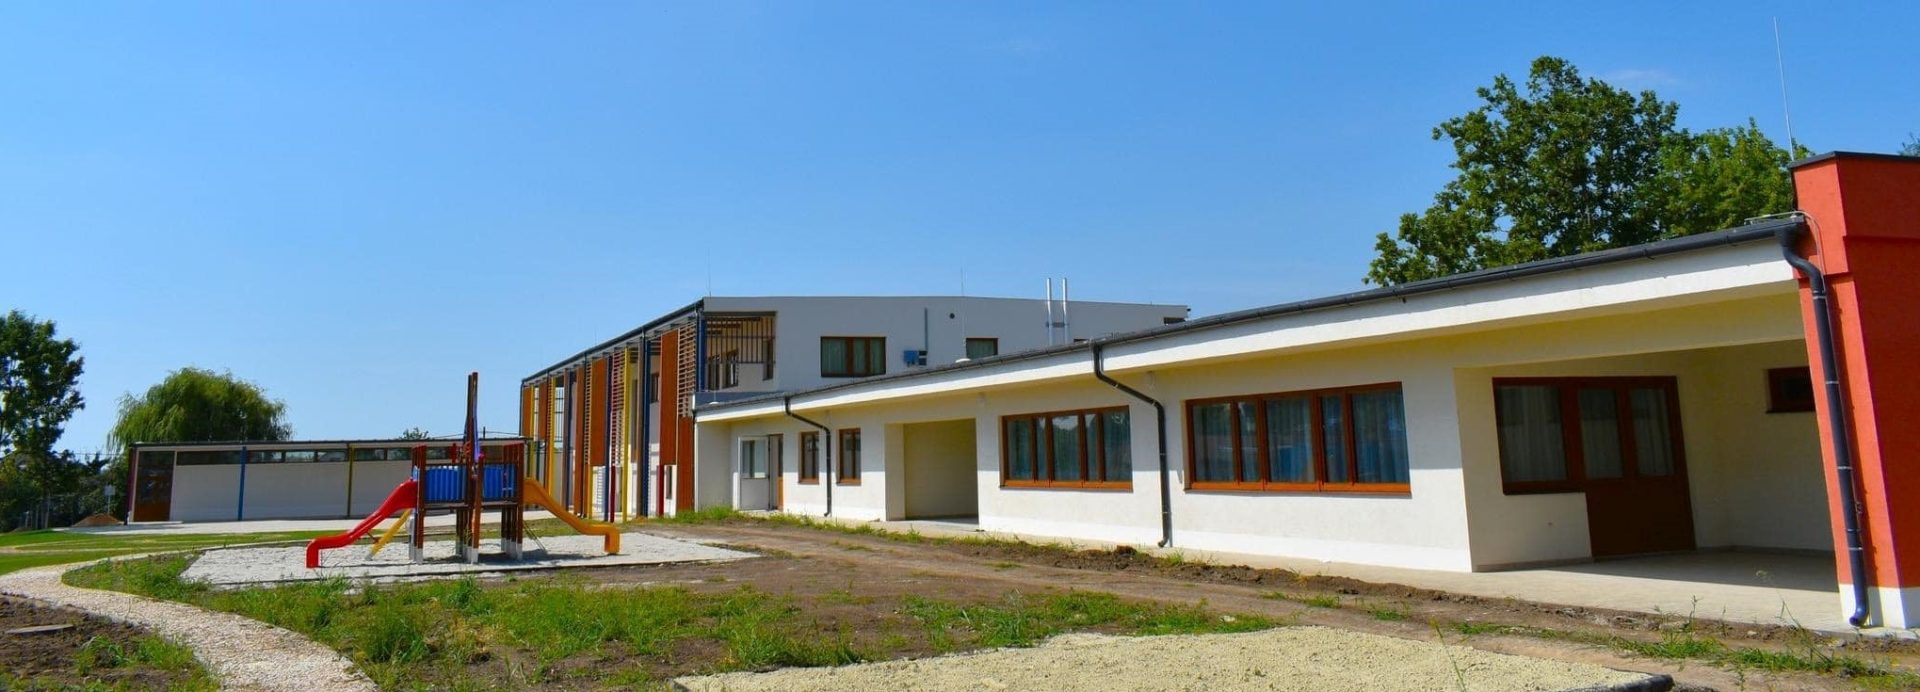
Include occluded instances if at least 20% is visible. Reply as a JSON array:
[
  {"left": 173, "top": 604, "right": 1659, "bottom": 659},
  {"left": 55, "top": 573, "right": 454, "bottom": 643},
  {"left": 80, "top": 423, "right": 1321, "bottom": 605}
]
[{"left": 1773, "top": 17, "right": 1798, "bottom": 153}]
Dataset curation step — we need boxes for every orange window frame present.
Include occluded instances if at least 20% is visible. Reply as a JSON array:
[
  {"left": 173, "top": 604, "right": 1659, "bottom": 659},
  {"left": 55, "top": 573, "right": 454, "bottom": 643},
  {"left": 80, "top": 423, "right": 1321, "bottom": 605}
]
[
  {"left": 999, "top": 406, "right": 1132, "bottom": 490},
  {"left": 1183, "top": 382, "right": 1411, "bottom": 495},
  {"left": 1491, "top": 376, "right": 1687, "bottom": 495},
  {"left": 837, "top": 428, "right": 862, "bottom": 485}
]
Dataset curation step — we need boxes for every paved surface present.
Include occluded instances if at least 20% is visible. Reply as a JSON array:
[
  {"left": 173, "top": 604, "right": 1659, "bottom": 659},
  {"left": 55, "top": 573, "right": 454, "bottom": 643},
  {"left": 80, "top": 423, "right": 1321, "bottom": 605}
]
[
  {"left": 184, "top": 532, "right": 755, "bottom": 586},
  {"left": 871, "top": 517, "right": 1851, "bottom": 634},
  {"left": 59, "top": 510, "right": 566, "bottom": 536},
  {"left": 0, "top": 559, "right": 374, "bottom": 692},
  {"left": 677, "top": 627, "right": 1667, "bottom": 691}
]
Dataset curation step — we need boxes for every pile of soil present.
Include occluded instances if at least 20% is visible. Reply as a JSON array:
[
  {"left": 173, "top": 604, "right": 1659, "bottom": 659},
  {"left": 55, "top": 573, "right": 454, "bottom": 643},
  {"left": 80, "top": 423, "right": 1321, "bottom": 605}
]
[
  {"left": 69, "top": 513, "right": 123, "bottom": 528},
  {"left": 0, "top": 597, "right": 198, "bottom": 689}
]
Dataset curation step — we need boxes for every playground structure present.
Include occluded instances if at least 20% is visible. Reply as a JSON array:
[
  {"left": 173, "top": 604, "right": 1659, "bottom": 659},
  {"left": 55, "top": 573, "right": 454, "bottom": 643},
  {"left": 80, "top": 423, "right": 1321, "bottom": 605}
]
[{"left": 306, "top": 373, "right": 620, "bottom": 569}]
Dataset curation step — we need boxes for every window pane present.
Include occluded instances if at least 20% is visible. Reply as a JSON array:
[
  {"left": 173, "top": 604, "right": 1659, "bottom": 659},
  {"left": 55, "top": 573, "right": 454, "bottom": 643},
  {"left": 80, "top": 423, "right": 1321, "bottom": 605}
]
[
  {"left": 1102, "top": 410, "right": 1132, "bottom": 483},
  {"left": 1577, "top": 388, "right": 1624, "bottom": 479},
  {"left": 1193, "top": 403, "right": 1235, "bottom": 482},
  {"left": 1496, "top": 385, "right": 1566, "bottom": 483},
  {"left": 1352, "top": 390, "right": 1410, "bottom": 484},
  {"left": 966, "top": 338, "right": 998, "bottom": 359},
  {"left": 1631, "top": 388, "right": 1676, "bottom": 476},
  {"left": 1050, "top": 414, "right": 1082, "bottom": 481},
  {"left": 1322, "top": 395, "right": 1348, "bottom": 483},
  {"left": 821, "top": 338, "right": 848, "bottom": 376},
  {"left": 850, "top": 339, "right": 868, "bottom": 375},
  {"left": 801, "top": 434, "right": 819, "bottom": 479},
  {"left": 864, "top": 338, "right": 885, "bottom": 375},
  {"left": 1006, "top": 418, "right": 1036, "bottom": 481},
  {"left": 1266, "top": 397, "right": 1314, "bottom": 483},
  {"left": 1237, "top": 402, "right": 1260, "bottom": 482},
  {"left": 741, "top": 440, "right": 764, "bottom": 479}
]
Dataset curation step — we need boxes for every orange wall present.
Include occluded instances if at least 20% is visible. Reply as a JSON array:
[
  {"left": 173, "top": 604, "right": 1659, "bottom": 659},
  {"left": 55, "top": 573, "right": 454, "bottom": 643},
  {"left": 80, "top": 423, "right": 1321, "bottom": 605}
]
[{"left": 1791, "top": 153, "right": 1920, "bottom": 589}]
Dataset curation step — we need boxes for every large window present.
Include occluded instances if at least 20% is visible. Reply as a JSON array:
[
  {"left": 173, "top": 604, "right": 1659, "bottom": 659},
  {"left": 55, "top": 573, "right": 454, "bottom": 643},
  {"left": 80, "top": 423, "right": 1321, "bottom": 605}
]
[
  {"left": 821, "top": 337, "right": 886, "bottom": 378},
  {"left": 1186, "top": 384, "right": 1410, "bottom": 492},
  {"left": 1002, "top": 406, "right": 1131, "bottom": 488},
  {"left": 965, "top": 338, "right": 999, "bottom": 360},
  {"left": 740, "top": 438, "right": 766, "bottom": 479},
  {"left": 1493, "top": 377, "right": 1684, "bottom": 493},
  {"left": 838, "top": 428, "right": 862, "bottom": 484},
  {"left": 799, "top": 432, "right": 821, "bottom": 483}
]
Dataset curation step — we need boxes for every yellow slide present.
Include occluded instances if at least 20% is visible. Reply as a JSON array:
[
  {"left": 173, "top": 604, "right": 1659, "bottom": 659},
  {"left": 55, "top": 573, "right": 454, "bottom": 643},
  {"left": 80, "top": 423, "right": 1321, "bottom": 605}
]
[{"left": 521, "top": 478, "right": 621, "bottom": 554}]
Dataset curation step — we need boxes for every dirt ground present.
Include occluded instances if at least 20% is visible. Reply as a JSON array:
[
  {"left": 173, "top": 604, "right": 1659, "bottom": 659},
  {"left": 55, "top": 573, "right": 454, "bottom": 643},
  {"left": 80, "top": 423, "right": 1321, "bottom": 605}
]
[
  {"left": 586, "top": 521, "right": 1920, "bottom": 691},
  {"left": 0, "top": 596, "right": 203, "bottom": 690}
]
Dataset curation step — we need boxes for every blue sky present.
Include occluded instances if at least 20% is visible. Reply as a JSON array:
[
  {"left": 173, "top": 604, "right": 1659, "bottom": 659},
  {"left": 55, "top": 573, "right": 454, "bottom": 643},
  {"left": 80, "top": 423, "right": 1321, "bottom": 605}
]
[{"left": 3, "top": 2, "right": 1914, "bottom": 452}]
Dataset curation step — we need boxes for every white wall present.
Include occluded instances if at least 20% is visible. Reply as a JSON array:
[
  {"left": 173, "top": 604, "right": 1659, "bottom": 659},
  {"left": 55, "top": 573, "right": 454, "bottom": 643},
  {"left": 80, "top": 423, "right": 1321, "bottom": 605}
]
[
  {"left": 902, "top": 419, "right": 977, "bottom": 519},
  {"left": 703, "top": 296, "right": 1186, "bottom": 393},
  {"left": 172, "top": 459, "right": 413, "bottom": 522}
]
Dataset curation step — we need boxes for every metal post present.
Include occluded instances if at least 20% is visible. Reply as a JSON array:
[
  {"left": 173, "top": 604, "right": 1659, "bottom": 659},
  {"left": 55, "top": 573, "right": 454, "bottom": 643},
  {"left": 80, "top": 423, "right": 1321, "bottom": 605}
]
[{"left": 236, "top": 445, "right": 249, "bottom": 522}]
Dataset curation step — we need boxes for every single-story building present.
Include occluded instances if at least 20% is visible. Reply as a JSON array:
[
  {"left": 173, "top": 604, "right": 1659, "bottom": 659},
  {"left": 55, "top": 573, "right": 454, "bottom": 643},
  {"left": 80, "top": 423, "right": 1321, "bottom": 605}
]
[
  {"left": 126, "top": 437, "right": 529, "bottom": 522},
  {"left": 690, "top": 152, "right": 1920, "bottom": 629}
]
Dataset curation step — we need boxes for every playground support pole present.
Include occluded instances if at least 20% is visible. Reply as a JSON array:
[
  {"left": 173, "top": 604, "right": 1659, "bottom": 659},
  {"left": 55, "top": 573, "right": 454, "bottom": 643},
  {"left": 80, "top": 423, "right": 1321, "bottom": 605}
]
[
  {"left": 236, "top": 445, "right": 248, "bottom": 522},
  {"left": 409, "top": 445, "right": 425, "bottom": 563}
]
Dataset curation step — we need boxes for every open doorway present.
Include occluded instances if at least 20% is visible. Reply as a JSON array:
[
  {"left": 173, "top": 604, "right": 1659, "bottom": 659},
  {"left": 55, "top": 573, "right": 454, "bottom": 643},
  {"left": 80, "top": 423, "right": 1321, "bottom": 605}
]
[{"left": 902, "top": 419, "right": 978, "bottom": 520}]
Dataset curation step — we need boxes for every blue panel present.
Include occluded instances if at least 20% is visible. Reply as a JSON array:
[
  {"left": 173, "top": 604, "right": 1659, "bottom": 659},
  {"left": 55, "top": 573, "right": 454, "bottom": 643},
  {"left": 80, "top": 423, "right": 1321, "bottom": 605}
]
[
  {"left": 424, "top": 466, "right": 466, "bottom": 503},
  {"left": 482, "top": 464, "right": 518, "bottom": 501}
]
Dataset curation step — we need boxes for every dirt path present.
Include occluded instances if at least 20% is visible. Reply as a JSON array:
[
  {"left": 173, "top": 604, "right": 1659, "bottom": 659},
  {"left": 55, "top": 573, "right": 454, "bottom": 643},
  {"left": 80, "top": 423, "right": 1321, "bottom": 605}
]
[
  {"left": 0, "top": 561, "right": 373, "bottom": 692},
  {"left": 640, "top": 522, "right": 1906, "bottom": 691}
]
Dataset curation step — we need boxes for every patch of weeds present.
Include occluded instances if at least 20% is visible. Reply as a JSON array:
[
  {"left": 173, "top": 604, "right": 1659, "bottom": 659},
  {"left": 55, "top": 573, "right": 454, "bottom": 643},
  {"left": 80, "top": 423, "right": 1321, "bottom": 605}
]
[
  {"left": 1159, "top": 551, "right": 1187, "bottom": 567},
  {"left": 1366, "top": 605, "right": 1409, "bottom": 621},
  {"left": 1451, "top": 620, "right": 1505, "bottom": 636},
  {"left": 659, "top": 506, "right": 743, "bottom": 524},
  {"left": 904, "top": 591, "right": 1272, "bottom": 652}
]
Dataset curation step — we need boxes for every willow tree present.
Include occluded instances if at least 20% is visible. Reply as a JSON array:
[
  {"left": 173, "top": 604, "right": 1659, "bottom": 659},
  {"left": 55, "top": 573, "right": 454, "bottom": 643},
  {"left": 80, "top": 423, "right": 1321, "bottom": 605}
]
[
  {"left": 108, "top": 368, "right": 291, "bottom": 448},
  {"left": 1366, "top": 57, "right": 1800, "bottom": 285}
]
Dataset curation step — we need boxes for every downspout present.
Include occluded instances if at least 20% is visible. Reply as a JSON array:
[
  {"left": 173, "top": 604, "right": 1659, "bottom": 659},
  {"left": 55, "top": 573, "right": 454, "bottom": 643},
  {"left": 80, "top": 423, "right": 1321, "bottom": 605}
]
[
  {"left": 1778, "top": 219, "right": 1872, "bottom": 628},
  {"left": 1091, "top": 342, "right": 1173, "bottom": 547},
  {"left": 783, "top": 395, "right": 833, "bottom": 517}
]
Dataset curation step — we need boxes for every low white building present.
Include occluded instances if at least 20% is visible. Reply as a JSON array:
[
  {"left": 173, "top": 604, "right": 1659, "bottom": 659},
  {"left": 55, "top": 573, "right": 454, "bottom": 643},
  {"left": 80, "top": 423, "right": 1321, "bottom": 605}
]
[{"left": 690, "top": 153, "right": 1920, "bottom": 629}]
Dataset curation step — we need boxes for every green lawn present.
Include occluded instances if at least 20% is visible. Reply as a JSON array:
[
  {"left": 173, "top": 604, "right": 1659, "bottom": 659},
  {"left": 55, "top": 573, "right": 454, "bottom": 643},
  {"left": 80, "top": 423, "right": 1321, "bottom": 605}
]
[{"left": 0, "top": 529, "right": 330, "bottom": 575}]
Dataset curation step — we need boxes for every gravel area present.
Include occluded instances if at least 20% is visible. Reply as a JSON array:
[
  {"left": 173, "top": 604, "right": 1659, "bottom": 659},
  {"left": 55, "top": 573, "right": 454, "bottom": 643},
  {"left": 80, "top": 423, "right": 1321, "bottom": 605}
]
[
  {"left": 185, "top": 531, "right": 755, "bottom": 586},
  {"left": 675, "top": 627, "right": 1668, "bottom": 692},
  {"left": 0, "top": 559, "right": 373, "bottom": 692}
]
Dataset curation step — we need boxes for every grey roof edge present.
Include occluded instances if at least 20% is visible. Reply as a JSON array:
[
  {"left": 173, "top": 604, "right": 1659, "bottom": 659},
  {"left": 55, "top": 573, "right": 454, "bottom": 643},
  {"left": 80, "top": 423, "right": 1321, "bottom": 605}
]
[
  {"left": 521, "top": 298, "right": 704, "bottom": 385},
  {"left": 1789, "top": 150, "right": 1920, "bottom": 169},
  {"left": 702, "top": 217, "right": 1806, "bottom": 414}
]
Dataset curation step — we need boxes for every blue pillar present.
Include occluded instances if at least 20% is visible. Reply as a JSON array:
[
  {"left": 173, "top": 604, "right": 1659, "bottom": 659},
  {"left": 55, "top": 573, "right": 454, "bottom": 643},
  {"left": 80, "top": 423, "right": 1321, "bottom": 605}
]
[
  {"left": 236, "top": 446, "right": 249, "bottom": 521},
  {"left": 638, "top": 341, "right": 652, "bottom": 517}
]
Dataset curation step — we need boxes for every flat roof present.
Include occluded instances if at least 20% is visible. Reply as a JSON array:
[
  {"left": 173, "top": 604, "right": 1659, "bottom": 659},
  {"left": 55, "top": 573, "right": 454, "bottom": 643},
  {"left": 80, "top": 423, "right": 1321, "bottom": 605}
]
[
  {"left": 701, "top": 216, "right": 1806, "bottom": 414},
  {"left": 129, "top": 437, "right": 529, "bottom": 451}
]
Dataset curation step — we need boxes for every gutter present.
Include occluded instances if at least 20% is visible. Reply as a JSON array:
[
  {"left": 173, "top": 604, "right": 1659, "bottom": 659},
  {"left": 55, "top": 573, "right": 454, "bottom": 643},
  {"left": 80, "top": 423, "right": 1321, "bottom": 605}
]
[
  {"left": 1092, "top": 342, "right": 1173, "bottom": 547},
  {"left": 782, "top": 396, "right": 833, "bottom": 517},
  {"left": 1776, "top": 217, "right": 1873, "bottom": 627}
]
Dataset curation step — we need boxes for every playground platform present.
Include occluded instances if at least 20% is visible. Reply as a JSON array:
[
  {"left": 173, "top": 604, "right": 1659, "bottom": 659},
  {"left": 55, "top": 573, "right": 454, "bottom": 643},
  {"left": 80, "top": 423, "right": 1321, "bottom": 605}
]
[{"left": 182, "top": 532, "right": 754, "bottom": 587}]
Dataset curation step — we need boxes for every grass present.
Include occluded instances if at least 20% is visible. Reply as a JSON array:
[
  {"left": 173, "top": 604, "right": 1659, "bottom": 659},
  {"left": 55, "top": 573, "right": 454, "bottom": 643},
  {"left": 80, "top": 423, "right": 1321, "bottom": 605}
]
[
  {"left": 66, "top": 551, "right": 1275, "bottom": 689},
  {"left": 1260, "top": 591, "right": 1340, "bottom": 609},
  {"left": 0, "top": 631, "right": 217, "bottom": 692},
  {"left": 0, "top": 529, "right": 328, "bottom": 575},
  {"left": 1366, "top": 605, "right": 1409, "bottom": 621}
]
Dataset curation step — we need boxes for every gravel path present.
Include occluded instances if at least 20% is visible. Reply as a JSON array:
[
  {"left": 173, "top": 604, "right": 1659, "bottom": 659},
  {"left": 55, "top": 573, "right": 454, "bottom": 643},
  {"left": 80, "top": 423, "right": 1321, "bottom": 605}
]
[
  {"left": 676, "top": 627, "right": 1668, "bottom": 692},
  {"left": 0, "top": 560, "right": 374, "bottom": 692}
]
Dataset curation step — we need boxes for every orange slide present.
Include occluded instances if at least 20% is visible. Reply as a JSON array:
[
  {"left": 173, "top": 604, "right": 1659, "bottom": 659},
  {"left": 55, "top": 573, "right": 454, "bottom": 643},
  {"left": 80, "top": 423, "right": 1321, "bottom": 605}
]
[
  {"left": 520, "top": 478, "right": 621, "bottom": 554},
  {"left": 307, "top": 479, "right": 418, "bottom": 568}
]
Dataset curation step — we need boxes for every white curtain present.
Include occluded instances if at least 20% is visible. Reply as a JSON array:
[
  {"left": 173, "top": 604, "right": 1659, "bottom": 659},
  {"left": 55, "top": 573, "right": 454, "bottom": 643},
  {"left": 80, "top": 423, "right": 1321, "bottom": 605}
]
[
  {"left": 1577, "top": 388, "right": 1624, "bottom": 479},
  {"left": 1353, "top": 390, "right": 1410, "bottom": 484},
  {"left": 1631, "top": 388, "right": 1676, "bottom": 476},
  {"left": 1496, "top": 385, "right": 1566, "bottom": 482}
]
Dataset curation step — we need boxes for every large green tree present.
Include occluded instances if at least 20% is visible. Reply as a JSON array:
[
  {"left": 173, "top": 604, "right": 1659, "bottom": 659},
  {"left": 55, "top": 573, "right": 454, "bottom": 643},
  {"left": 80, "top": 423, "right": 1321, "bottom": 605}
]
[
  {"left": 0, "top": 310, "right": 85, "bottom": 457},
  {"left": 1366, "top": 57, "right": 1800, "bottom": 285},
  {"left": 108, "top": 368, "right": 291, "bottom": 448}
]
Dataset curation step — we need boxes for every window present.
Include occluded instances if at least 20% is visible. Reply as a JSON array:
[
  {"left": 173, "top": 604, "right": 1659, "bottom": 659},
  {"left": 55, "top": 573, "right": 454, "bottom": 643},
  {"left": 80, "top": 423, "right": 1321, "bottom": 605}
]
[
  {"left": 799, "top": 432, "right": 821, "bottom": 483},
  {"left": 708, "top": 350, "right": 740, "bottom": 389},
  {"left": 837, "top": 428, "right": 862, "bottom": 484},
  {"left": 965, "top": 338, "right": 999, "bottom": 360},
  {"left": 1001, "top": 407, "right": 1131, "bottom": 488},
  {"left": 1185, "top": 384, "right": 1410, "bottom": 492},
  {"left": 821, "top": 337, "right": 886, "bottom": 378},
  {"left": 740, "top": 438, "right": 766, "bottom": 479},
  {"left": 1493, "top": 377, "right": 1684, "bottom": 493},
  {"left": 1767, "top": 367, "right": 1815, "bottom": 413}
]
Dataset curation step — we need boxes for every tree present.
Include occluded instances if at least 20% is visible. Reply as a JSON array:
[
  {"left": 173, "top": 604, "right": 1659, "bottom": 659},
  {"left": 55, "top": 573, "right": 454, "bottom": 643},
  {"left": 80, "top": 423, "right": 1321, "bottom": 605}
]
[
  {"left": 1902, "top": 134, "right": 1920, "bottom": 157},
  {"left": 1367, "top": 57, "right": 1800, "bottom": 285},
  {"left": 398, "top": 427, "right": 432, "bottom": 440},
  {"left": 108, "top": 368, "right": 291, "bottom": 449},
  {"left": 0, "top": 310, "right": 85, "bottom": 458}
]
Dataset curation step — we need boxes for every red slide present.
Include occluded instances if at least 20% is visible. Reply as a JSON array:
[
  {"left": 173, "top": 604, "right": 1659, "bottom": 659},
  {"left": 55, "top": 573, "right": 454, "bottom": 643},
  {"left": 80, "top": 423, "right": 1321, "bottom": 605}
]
[{"left": 306, "top": 479, "right": 418, "bottom": 568}]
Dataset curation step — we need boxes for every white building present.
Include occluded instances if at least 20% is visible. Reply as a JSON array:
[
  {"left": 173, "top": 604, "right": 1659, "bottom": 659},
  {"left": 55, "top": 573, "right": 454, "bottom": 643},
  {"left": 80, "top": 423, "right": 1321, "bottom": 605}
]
[{"left": 517, "top": 295, "right": 1189, "bottom": 523}]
